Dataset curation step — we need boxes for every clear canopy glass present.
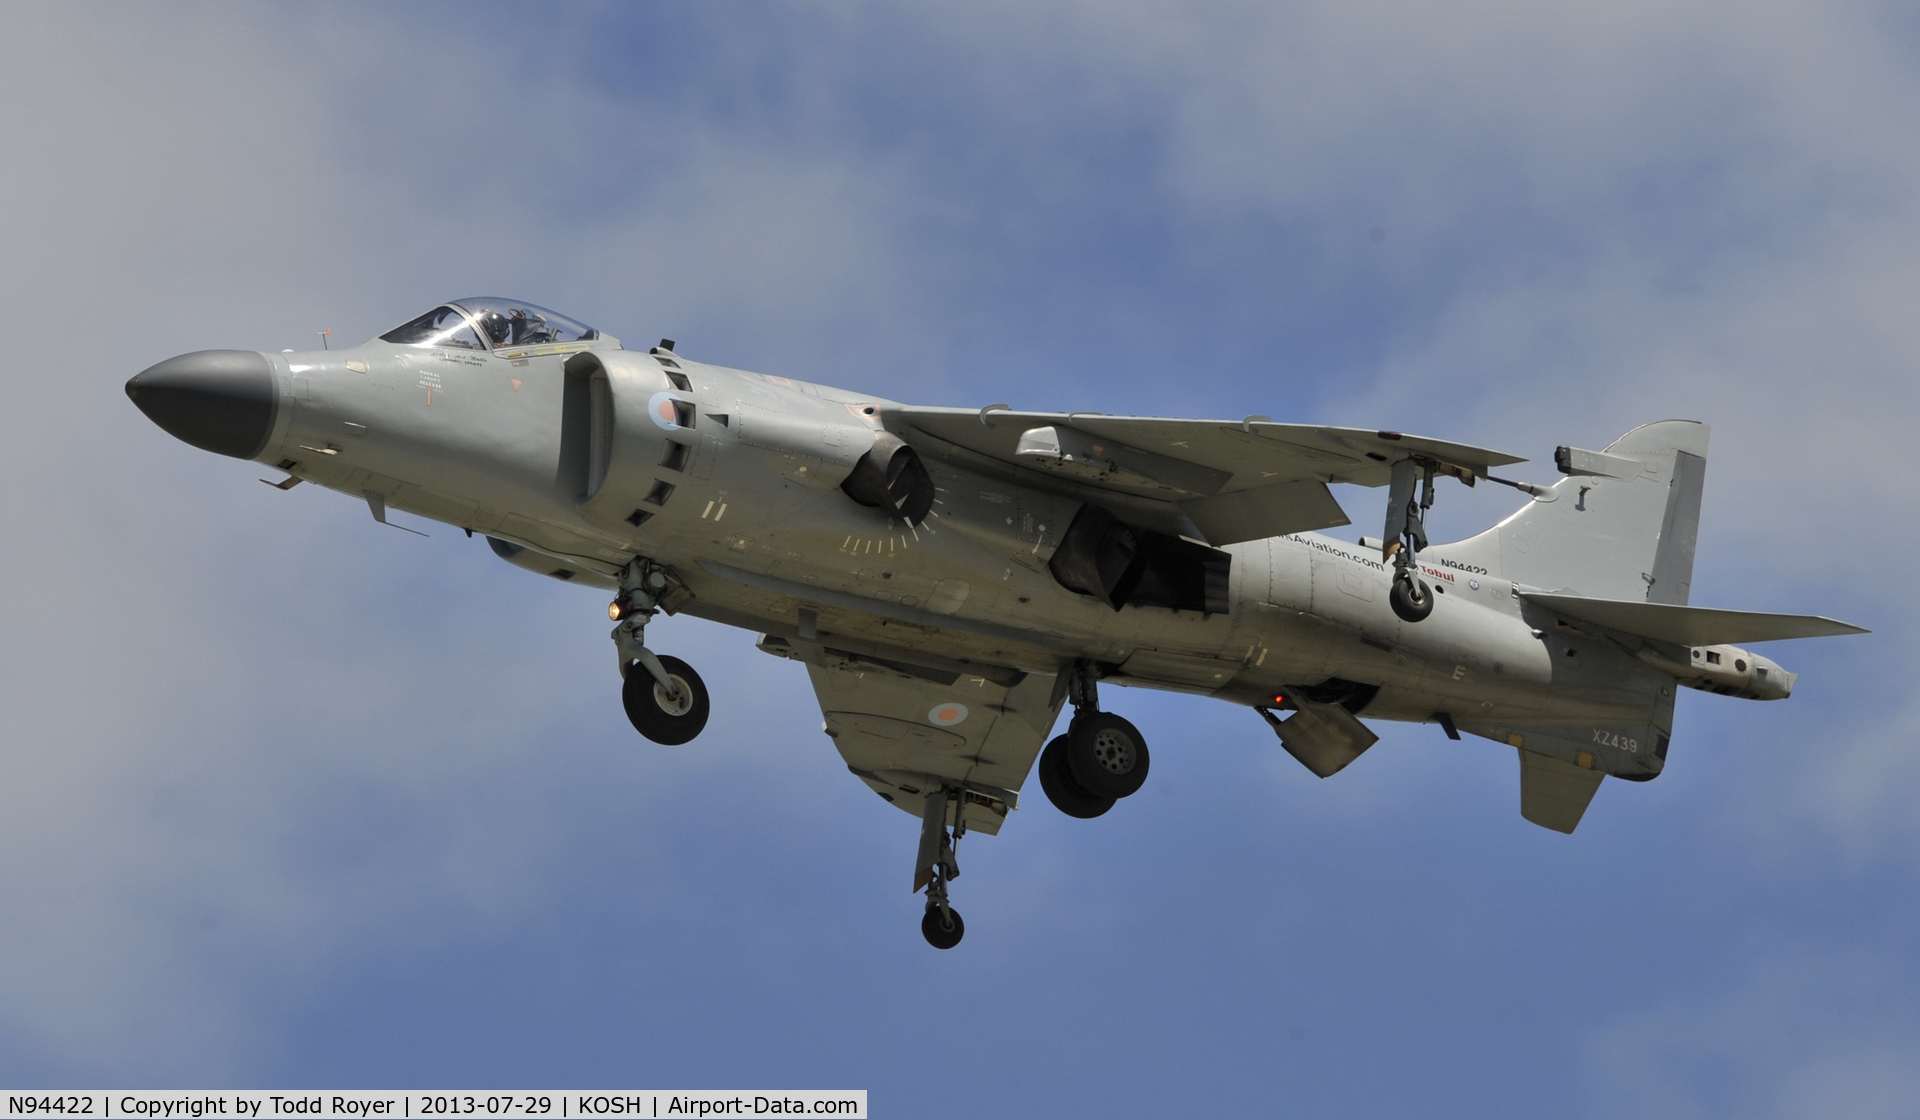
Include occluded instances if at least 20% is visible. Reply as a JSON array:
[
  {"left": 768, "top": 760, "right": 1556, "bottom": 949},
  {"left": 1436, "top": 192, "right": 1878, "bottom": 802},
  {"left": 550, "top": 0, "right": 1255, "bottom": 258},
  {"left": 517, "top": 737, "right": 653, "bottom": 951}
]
[
  {"left": 449, "top": 298, "right": 598, "bottom": 349},
  {"left": 379, "top": 299, "right": 598, "bottom": 352},
  {"left": 379, "top": 305, "right": 486, "bottom": 350}
]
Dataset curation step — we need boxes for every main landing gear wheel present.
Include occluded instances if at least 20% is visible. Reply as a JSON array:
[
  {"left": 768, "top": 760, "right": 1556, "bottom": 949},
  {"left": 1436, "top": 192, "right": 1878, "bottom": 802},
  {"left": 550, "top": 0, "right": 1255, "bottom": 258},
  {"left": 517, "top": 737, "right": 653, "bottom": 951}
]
[
  {"left": 1039, "top": 734, "right": 1116, "bottom": 818},
  {"left": 622, "top": 655, "right": 710, "bottom": 745},
  {"left": 1067, "top": 712, "right": 1151, "bottom": 800},
  {"left": 921, "top": 903, "right": 965, "bottom": 950},
  {"left": 1389, "top": 574, "right": 1435, "bottom": 623}
]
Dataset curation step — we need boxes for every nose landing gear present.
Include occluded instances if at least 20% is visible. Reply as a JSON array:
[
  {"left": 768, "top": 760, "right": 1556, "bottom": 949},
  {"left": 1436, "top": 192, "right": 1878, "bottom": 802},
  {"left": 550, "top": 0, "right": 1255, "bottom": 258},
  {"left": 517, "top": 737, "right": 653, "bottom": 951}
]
[{"left": 611, "top": 559, "right": 710, "bottom": 745}]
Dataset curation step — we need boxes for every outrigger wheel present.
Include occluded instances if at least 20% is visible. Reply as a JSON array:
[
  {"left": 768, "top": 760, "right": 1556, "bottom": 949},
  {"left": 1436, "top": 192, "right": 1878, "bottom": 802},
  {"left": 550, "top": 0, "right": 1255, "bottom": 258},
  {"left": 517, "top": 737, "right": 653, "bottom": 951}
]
[
  {"left": 917, "top": 787, "right": 967, "bottom": 949},
  {"left": 921, "top": 903, "right": 964, "bottom": 950},
  {"left": 621, "top": 654, "right": 710, "bottom": 744},
  {"left": 1390, "top": 573, "right": 1435, "bottom": 623}
]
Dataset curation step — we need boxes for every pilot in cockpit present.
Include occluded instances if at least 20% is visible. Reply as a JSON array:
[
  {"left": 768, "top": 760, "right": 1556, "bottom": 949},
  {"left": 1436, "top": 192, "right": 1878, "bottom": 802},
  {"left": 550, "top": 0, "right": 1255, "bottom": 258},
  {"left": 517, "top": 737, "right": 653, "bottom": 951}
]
[
  {"left": 473, "top": 309, "right": 511, "bottom": 348},
  {"left": 475, "top": 307, "right": 555, "bottom": 348},
  {"left": 380, "top": 299, "right": 597, "bottom": 352}
]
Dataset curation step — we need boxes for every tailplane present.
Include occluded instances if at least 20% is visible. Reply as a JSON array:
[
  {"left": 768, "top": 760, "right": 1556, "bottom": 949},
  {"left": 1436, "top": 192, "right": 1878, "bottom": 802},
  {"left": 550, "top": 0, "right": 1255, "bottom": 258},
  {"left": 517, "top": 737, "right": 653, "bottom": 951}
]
[{"left": 1425, "top": 419, "right": 1709, "bottom": 600}]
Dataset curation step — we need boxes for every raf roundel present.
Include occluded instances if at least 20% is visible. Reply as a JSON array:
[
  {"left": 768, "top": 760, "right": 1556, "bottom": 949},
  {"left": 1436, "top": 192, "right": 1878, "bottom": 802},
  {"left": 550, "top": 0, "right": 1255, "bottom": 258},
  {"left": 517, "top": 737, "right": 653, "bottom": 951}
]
[
  {"left": 648, "top": 390, "right": 682, "bottom": 430},
  {"left": 927, "top": 702, "right": 969, "bottom": 727}
]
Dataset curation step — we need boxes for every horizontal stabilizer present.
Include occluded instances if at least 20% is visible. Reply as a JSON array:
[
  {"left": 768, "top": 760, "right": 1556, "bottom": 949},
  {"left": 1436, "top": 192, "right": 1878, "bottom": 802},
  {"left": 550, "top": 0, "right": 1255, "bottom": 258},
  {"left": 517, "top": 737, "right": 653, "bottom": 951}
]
[{"left": 1522, "top": 592, "right": 1867, "bottom": 646}]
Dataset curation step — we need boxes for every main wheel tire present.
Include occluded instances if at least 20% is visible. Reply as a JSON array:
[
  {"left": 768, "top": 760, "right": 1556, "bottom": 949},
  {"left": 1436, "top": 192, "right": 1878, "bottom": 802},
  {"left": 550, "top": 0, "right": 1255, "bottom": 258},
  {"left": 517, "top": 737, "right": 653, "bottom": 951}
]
[
  {"left": 621, "top": 655, "right": 710, "bottom": 745},
  {"left": 921, "top": 905, "right": 964, "bottom": 949},
  {"left": 1039, "top": 734, "right": 1116, "bottom": 818},
  {"left": 1067, "top": 712, "right": 1150, "bottom": 800},
  {"left": 1390, "top": 574, "right": 1435, "bottom": 623}
]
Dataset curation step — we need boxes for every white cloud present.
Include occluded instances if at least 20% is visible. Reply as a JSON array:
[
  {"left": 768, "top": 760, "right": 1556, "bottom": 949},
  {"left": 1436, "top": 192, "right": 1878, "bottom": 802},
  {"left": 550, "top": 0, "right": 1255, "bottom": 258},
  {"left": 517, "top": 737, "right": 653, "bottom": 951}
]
[
  {"left": 0, "top": 1, "right": 931, "bottom": 1072},
  {"left": 931, "top": 1, "right": 1920, "bottom": 859},
  {"left": 1589, "top": 950, "right": 1920, "bottom": 1119}
]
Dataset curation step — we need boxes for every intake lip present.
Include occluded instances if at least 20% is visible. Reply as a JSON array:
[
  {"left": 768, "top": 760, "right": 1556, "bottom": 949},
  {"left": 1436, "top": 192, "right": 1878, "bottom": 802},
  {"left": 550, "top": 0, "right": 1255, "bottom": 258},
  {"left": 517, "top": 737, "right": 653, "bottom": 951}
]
[{"left": 126, "top": 349, "right": 278, "bottom": 459}]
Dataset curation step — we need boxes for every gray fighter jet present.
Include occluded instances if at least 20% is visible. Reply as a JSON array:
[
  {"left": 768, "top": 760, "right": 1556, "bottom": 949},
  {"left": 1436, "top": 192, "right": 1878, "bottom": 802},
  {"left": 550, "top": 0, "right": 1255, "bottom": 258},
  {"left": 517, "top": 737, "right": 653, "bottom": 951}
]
[{"left": 127, "top": 298, "right": 1865, "bottom": 948}]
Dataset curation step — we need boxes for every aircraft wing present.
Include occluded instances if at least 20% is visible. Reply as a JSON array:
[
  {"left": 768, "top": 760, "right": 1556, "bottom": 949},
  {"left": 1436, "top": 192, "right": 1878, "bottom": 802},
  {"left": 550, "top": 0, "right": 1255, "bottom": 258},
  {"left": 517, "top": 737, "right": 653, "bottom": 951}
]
[
  {"left": 891, "top": 407, "right": 1525, "bottom": 546},
  {"left": 804, "top": 657, "right": 1066, "bottom": 838},
  {"left": 1522, "top": 593, "right": 1869, "bottom": 645}
]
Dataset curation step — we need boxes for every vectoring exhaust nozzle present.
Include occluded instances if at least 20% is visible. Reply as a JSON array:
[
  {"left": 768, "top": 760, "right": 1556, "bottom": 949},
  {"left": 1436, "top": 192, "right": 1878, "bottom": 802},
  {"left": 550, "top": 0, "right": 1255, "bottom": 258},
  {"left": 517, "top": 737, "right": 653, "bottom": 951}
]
[
  {"left": 1047, "top": 504, "right": 1231, "bottom": 615},
  {"left": 841, "top": 432, "right": 936, "bottom": 524}
]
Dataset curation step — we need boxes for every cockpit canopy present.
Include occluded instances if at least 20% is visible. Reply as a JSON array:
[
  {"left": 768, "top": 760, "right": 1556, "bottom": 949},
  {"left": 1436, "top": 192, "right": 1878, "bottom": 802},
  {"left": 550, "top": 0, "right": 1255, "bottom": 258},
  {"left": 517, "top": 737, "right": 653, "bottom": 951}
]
[{"left": 380, "top": 298, "right": 598, "bottom": 352}]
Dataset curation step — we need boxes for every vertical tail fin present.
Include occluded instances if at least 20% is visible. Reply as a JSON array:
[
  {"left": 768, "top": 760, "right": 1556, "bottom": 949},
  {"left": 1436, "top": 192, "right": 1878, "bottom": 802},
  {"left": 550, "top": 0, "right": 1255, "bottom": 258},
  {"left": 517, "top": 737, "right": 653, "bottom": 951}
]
[{"left": 1425, "top": 420, "right": 1710, "bottom": 601}]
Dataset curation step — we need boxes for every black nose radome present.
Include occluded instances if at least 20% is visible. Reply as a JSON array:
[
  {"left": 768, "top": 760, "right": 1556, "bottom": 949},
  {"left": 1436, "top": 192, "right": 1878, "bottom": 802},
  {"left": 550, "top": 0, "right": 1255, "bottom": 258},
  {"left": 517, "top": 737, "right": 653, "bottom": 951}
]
[{"left": 126, "top": 350, "right": 277, "bottom": 459}]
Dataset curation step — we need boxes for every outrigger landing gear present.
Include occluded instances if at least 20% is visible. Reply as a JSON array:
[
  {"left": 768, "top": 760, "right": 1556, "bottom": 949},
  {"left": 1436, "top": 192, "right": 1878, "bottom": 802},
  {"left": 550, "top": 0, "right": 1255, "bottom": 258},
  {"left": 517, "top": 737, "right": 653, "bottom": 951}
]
[
  {"left": 1038, "top": 661, "right": 1150, "bottom": 816},
  {"left": 1384, "top": 458, "right": 1437, "bottom": 624},
  {"left": 611, "top": 558, "right": 709, "bottom": 745},
  {"left": 915, "top": 787, "right": 966, "bottom": 949}
]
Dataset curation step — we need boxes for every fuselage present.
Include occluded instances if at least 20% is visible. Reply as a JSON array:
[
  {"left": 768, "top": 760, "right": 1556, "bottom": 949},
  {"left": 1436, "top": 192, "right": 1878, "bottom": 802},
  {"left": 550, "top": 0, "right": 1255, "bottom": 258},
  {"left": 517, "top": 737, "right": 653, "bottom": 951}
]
[
  {"left": 186, "top": 329, "right": 1668, "bottom": 780},
  {"left": 122, "top": 302, "right": 1861, "bottom": 946}
]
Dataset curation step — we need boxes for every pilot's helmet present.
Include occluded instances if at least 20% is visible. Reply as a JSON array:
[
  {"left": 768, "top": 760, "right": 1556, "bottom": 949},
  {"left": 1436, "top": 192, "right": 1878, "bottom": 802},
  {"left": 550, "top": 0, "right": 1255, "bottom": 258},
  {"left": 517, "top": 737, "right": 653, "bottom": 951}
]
[{"left": 476, "top": 310, "right": 512, "bottom": 345}]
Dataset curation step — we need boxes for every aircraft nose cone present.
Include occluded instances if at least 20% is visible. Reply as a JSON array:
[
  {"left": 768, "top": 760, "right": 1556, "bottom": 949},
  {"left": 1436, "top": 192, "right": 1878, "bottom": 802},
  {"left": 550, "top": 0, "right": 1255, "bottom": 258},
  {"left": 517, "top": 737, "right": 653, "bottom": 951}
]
[{"left": 126, "top": 349, "right": 278, "bottom": 459}]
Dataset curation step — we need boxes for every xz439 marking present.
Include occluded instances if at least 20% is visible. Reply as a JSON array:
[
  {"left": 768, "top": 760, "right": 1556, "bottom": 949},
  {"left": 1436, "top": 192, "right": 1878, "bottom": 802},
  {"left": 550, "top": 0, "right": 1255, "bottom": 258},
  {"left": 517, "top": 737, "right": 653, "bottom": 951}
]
[{"left": 1592, "top": 728, "right": 1639, "bottom": 753}]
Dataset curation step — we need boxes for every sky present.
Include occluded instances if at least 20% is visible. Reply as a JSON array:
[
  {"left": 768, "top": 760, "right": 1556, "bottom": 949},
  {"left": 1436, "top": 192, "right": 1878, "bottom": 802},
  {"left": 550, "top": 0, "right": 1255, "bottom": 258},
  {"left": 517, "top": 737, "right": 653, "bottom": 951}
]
[{"left": 1, "top": 1, "right": 1916, "bottom": 1114}]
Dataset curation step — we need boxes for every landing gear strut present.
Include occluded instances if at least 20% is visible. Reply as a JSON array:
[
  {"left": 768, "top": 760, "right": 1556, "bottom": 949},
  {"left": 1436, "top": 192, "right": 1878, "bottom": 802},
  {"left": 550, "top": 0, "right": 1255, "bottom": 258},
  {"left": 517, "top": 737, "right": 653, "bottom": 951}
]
[
  {"left": 1384, "top": 458, "right": 1437, "bottom": 623},
  {"left": 611, "top": 559, "right": 710, "bottom": 744},
  {"left": 1038, "top": 661, "right": 1150, "bottom": 816},
  {"left": 915, "top": 786, "right": 966, "bottom": 949}
]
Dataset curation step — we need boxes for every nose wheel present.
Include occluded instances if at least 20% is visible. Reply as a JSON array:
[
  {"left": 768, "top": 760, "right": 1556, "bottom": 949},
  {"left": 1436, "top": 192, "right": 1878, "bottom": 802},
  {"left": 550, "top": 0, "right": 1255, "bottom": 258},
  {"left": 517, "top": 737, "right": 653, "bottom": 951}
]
[
  {"left": 610, "top": 559, "right": 709, "bottom": 745},
  {"left": 621, "top": 654, "right": 709, "bottom": 744}
]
